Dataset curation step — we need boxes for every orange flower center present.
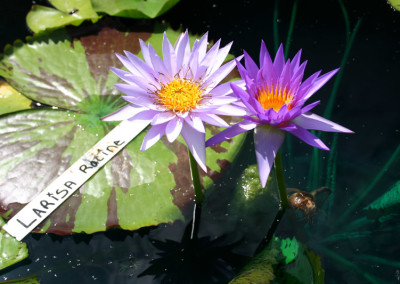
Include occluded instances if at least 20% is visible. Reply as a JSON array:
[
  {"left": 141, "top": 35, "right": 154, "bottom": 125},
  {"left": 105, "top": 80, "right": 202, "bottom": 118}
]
[
  {"left": 156, "top": 78, "right": 203, "bottom": 112},
  {"left": 256, "top": 84, "right": 294, "bottom": 112}
]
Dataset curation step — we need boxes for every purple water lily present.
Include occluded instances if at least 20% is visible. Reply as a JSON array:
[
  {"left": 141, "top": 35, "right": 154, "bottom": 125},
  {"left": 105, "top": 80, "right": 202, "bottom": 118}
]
[
  {"left": 102, "top": 31, "right": 245, "bottom": 172},
  {"left": 206, "top": 42, "right": 353, "bottom": 187}
]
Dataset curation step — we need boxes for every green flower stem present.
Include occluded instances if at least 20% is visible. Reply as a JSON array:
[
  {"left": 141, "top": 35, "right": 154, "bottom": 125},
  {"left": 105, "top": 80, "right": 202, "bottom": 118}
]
[
  {"left": 188, "top": 149, "right": 204, "bottom": 204},
  {"left": 275, "top": 149, "right": 290, "bottom": 209},
  {"left": 188, "top": 149, "right": 204, "bottom": 240},
  {"left": 254, "top": 208, "right": 285, "bottom": 256}
]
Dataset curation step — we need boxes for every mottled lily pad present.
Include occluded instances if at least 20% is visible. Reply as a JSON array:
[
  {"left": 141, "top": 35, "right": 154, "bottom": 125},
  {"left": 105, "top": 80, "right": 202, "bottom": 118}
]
[
  {"left": 0, "top": 24, "right": 245, "bottom": 235},
  {"left": 0, "top": 216, "right": 29, "bottom": 270}
]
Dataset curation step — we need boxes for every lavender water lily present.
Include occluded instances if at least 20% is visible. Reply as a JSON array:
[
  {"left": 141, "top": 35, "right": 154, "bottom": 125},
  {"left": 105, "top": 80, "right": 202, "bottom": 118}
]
[
  {"left": 206, "top": 42, "right": 353, "bottom": 188},
  {"left": 102, "top": 31, "right": 245, "bottom": 173}
]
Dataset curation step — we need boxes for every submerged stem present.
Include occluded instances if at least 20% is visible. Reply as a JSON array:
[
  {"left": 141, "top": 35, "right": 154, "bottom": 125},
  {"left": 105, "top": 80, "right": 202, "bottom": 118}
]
[
  {"left": 254, "top": 150, "right": 289, "bottom": 255},
  {"left": 188, "top": 149, "right": 204, "bottom": 240},
  {"left": 275, "top": 150, "right": 290, "bottom": 209}
]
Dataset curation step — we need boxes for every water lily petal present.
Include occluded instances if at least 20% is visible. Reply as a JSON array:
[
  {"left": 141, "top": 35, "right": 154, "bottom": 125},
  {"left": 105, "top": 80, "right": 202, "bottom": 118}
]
[
  {"left": 212, "top": 104, "right": 247, "bottom": 116},
  {"left": 281, "top": 123, "right": 329, "bottom": 150},
  {"left": 101, "top": 105, "right": 145, "bottom": 121},
  {"left": 204, "top": 55, "right": 243, "bottom": 90},
  {"left": 151, "top": 111, "right": 176, "bottom": 125},
  {"left": 196, "top": 113, "right": 229, "bottom": 127},
  {"left": 114, "top": 83, "right": 150, "bottom": 98},
  {"left": 175, "top": 30, "right": 190, "bottom": 70},
  {"left": 206, "top": 120, "right": 257, "bottom": 147},
  {"left": 244, "top": 50, "right": 259, "bottom": 78},
  {"left": 162, "top": 32, "right": 177, "bottom": 75},
  {"left": 254, "top": 125, "right": 285, "bottom": 187},
  {"left": 293, "top": 112, "right": 353, "bottom": 133},
  {"left": 302, "top": 68, "right": 340, "bottom": 101},
  {"left": 110, "top": 67, "right": 152, "bottom": 90},
  {"left": 211, "top": 80, "right": 245, "bottom": 97},
  {"left": 181, "top": 123, "right": 207, "bottom": 172},
  {"left": 124, "top": 50, "right": 158, "bottom": 83},
  {"left": 273, "top": 44, "right": 285, "bottom": 74},
  {"left": 166, "top": 117, "right": 183, "bottom": 142},
  {"left": 208, "top": 41, "right": 233, "bottom": 75},
  {"left": 185, "top": 115, "right": 205, "bottom": 133},
  {"left": 141, "top": 123, "right": 166, "bottom": 151},
  {"left": 139, "top": 39, "right": 152, "bottom": 67},
  {"left": 197, "top": 32, "right": 209, "bottom": 61}
]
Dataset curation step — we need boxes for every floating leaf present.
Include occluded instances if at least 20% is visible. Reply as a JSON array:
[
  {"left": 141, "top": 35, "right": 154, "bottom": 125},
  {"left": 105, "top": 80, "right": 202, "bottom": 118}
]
[
  {"left": 0, "top": 81, "right": 32, "bottom": 116},
  {"left": 0, "top": 24, "right": 245, "bottom": 235},
  {"left": 91, "top": 0, "right": 180, "bottom": 18},
  {"left": 0, "top": 216, "right": 29, "bottom": 270},
  {"left": 388, "top": 0, "right": 400, "bottom": 11},
  {"left": 26, "top": 0, "right": 100, "bottom": 34},
  {"left": 26, "top": 0, "right": 181, "bottom": 33}
]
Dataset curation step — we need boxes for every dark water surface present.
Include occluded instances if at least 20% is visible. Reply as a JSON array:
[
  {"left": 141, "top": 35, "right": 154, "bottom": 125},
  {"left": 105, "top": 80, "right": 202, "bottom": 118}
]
[{"left": 1, "top": 0, "right": 400, "bottom": 283}]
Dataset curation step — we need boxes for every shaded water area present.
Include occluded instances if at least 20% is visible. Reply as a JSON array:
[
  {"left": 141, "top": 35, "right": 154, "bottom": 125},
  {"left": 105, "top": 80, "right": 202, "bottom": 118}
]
[{"left": 1, "top": 0, "right": 400, "bottom": 283}]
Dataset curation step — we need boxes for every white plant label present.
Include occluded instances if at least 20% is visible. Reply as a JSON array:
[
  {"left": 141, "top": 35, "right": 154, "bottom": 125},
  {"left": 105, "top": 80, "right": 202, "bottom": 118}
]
[{"left": 3, "top": 120, "right": 148, "bottom": 241}]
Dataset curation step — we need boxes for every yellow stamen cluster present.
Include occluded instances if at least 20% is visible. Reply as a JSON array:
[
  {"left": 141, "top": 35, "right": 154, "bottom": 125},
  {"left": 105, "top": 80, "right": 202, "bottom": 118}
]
[
  {"left": 156, "top": 78, "right": 203, "bottom": 112},
  {"left": 256, "top": 84, "right": 294, "bottom": 112}
]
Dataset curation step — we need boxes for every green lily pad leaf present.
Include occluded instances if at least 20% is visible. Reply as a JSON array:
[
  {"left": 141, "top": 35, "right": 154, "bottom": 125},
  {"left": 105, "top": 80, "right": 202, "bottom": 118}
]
[
  {"left": 91, "top": 0, "right": 180, "bottom": 19},
  {"left": 26, "top": 0, "right": 180, "bottom": 34},
  {"left": 26, "top": 2, "right": 100, "bottom": 34},
  {"left": 364, "top": 181, "right": 400, "bottom": 215},
  {"left": 0, "top": 81, "right": 32, "bottom": 116},
  {"left": 0, "top": 275, "right": 39, "bottom": 284},
  {"left": 388, "top": 0, "right": 400, "bottom": 11},
  {"left": 0, "top": 216, "right": 29, "bottom": 270},
  {"left": 0, "top": 24, "right": 245, "bottom": 235}
]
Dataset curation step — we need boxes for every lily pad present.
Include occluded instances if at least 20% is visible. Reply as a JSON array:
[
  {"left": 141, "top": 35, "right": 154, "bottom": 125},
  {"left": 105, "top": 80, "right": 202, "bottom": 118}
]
[
  {"left": 388, "top": 0, "right": 400, "bottom": 11},
  {"left": 0, "top": 24, "right": 245, "bottom": 235},
  {"left": 26, "top": 0, "right": 100, "bottom": 34},
  {"left": 0, "top": 81, "right": 32, "bottom": 116},
  {"left": 91, "top": 0, "right": 180, "bottom": 18},
  {"left": 26, "top": 0, "right": 181, "bottom": 34},
  {"left": 0, "top": 216, "right": 29, "bottom": 270}
]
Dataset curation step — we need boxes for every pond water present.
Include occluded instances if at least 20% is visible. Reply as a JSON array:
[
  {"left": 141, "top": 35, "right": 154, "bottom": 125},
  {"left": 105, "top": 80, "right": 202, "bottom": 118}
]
[{"left": 1, "top": 0, "right": 400, "bottom": 283}]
